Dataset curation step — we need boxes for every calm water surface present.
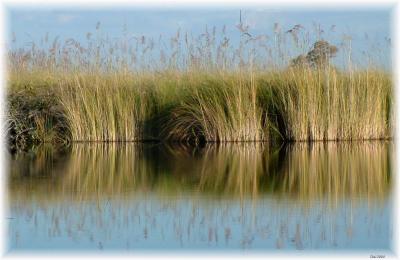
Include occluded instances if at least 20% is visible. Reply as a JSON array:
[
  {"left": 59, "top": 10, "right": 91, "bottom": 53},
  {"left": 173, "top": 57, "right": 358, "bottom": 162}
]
[{"left": 7, "top": 142, "right": 393, "bottom": 251}]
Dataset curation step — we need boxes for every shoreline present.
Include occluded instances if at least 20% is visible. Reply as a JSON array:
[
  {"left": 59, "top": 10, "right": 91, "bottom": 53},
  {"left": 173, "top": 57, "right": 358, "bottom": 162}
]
[{"left": 7, "top": 69, "right": 392, "bottom": 151}]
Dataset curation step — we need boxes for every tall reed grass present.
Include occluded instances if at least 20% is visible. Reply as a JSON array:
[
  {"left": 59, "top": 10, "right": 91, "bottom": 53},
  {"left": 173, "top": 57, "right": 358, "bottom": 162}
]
[
  {"left": 161, "top": 72, "right": 268, "bottom": 143},
  {"left": 6, "top": 23, "right": 393, "bottom": 147},
  {"left": 259, "top": 68, "right": 392, "bottom": 141},
  {"left": 58, "top": 73, "right": 150, "bottom": 141}
]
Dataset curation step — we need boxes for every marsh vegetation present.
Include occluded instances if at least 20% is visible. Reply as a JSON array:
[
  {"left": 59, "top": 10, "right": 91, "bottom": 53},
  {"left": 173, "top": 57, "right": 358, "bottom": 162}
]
[{"left": 6, "top": 22, "right": 392, "bottom": 150}]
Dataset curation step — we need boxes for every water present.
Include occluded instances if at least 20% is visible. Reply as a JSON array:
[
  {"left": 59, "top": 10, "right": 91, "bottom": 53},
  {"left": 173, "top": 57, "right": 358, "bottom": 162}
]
[{"left": 6, "top": 142, "right": 393, "bottom": 252}]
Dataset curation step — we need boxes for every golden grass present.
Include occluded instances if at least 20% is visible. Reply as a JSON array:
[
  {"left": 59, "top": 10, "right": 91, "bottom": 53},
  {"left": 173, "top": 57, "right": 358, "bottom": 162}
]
[
  {"left": 7, "top": 68, "right": 392, "bottom": 147},
  {"left": 58, "top": 73, "right": 149, "bottom": 141},
  {"left": 6, "top": 25, "right": 393, "bottom": 146},
  {"left": 259, "top": 68, "right": 392, "bottom": 141},
  {"left": 161, "top": 72, "right": 268, "bottom": 143}
]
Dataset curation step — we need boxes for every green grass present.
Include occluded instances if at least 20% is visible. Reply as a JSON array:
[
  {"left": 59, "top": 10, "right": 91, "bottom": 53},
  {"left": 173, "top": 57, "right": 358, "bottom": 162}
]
[
  {"left": 6, "top": 26, "right": 393, "bottom": 149},
  {"left": 258, "top": 68, "right": 392, "bottom": 141},
  {"left": 7, "top": 67, "right": 392, "bottom": 149},
  {"left": 160, "top": 72, "right": 268, "bottom": 143}
]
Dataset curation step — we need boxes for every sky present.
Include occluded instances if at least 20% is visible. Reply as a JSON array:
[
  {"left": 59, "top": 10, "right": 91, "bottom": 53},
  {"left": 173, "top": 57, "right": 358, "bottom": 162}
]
[{"left": 4, "top": 6, "right": 393, "bottom": 69}]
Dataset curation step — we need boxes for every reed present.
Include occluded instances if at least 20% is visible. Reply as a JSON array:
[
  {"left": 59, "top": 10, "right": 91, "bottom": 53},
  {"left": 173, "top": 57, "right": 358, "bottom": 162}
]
[
  {"left": 7, "top": 81, "right": 69, "bottom": 151},
  {"left": 57, "top": 73, "right": 151, "bottom": 141},
  {"left": 258, "top": 68, "right": 392, "bottom": 141},
  {"left": 160, "top": 72, "right": 268, "bottom": 143},
  {"left": 6, "top": 24, "right": 393, "bottom": 147}
]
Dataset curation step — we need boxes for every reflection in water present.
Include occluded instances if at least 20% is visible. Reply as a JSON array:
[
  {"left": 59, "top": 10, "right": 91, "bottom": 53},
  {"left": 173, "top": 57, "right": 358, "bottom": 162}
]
[{"left": 8, "top": 142, "right": 392, "bottom": 250}]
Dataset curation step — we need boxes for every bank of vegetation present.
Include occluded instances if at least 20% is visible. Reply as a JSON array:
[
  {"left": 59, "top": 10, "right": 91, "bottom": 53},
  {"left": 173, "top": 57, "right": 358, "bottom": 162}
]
[{"left": 6, "top": 24, "right": 393, "bottom": 150}]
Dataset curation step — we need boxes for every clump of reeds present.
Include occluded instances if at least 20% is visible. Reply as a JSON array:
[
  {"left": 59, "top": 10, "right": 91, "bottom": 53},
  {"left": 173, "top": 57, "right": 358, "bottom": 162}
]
[
  {"left": 160, "top": 73, "right": 268, "bottom": 143},
  {"left": 7, "top": 83, "right": 69, "bottom": 151},
  {"left": 261, "top": 68, "right": 392, "bottom": 141},
  {"left": 57, "top": 73, "right": 153, "bottom": 142}
]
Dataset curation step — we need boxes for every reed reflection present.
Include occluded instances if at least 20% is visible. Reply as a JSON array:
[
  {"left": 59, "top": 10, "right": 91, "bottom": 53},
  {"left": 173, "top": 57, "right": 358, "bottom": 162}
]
[
  {"left": 8, "top": 142, "right": 392, "bottom": 250},
  {"left": 9, "top": 142, "right": 392, "bottom": 204}
]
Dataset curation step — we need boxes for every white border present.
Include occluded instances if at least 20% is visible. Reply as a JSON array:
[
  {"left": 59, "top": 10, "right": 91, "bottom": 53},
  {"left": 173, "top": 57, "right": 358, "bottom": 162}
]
[
  {"left": 0, "top": 0, "right": 398, "bottom": 259},
  {"left": 0, "top": 0, "right": 398, "bottom": 8},
  {"left": 0, "top": 0, "right": 398, "bottom": 9},
  {"left": 0, "top": 0, "right": 7, "bottom": 258},
  {"left": 392, "top": 2, "right": 400, "bottom": 259}
]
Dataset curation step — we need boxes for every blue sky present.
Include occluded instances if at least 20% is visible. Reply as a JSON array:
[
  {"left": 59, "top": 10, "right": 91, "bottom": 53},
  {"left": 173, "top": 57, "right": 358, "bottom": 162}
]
[{"left": 5, "top": 7, "right": 393, "bottom": 69}]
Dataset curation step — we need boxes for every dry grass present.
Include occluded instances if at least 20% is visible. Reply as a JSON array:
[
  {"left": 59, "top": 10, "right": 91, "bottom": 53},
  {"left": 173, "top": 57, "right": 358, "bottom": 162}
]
[
  {"left": 6, "top": 24, "right": 393, "bottom": 148},
  {"left": 161, "top": 72, "right": 268, "bottom": 143},
  {"left": 259, "top": 68, "right": 392, "bottom": 141},
  {"left": 58, "top": 73, "right": 150, "bottom": 141}
]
